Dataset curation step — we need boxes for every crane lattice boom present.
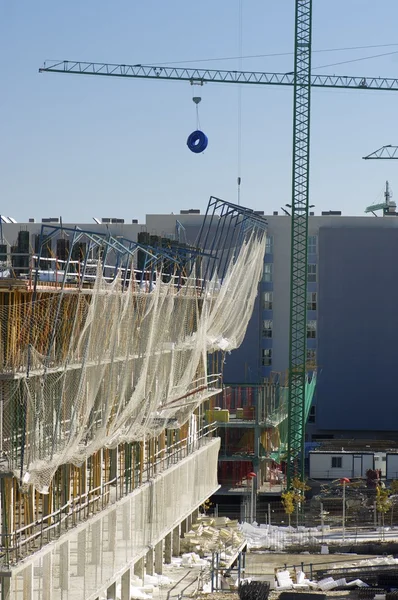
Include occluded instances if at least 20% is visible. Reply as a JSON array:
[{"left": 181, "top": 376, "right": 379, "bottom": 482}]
[
  {"left": 363, "top": 145, "right": 398, "bottom": 159},
  {"left": 39, "top": 60, "right": 398, "bottom": 92}
]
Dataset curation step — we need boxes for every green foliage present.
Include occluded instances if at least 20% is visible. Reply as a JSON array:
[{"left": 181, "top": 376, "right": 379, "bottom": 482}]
[
  {"left": 282, "top": 477, "right": 311, "bottom": 519},
  {"left": 376, "top": 486, "right": 391, "bottom": 514},
  {"left": 291, "top": 476, "right": 310, "bottom": 503},
  {"left": 390, "top": 480, "right": 398, "bottom": 495},
  {"left": 281, "top": 490, "right": 295, "bottom": 516}
]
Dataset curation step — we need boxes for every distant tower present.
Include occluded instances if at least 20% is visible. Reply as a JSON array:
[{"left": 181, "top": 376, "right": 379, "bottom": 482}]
[{"left": 384, "top": 180, "right": 396, "bottom": 215}]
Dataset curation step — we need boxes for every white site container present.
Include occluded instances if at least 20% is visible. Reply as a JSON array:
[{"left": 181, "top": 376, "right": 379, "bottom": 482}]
[{"left": 309, "top": 451, "right": 374, "bottom": 479}]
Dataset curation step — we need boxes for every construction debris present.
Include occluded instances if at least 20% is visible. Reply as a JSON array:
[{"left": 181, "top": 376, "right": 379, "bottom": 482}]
[
  {"left": 273, "top": 556, "right": 398, "bottom": 594},
  {"left": 180, "top": 515, "right": 245, "bottom": 560}
]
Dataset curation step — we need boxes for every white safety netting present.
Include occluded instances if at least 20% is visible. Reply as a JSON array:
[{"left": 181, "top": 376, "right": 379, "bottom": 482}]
[
  {"left": 10, "top": 439, "right": 220, "bottom": 600},
  {"left": 1, "top": 229, "right": 265, "bottom": 492}
]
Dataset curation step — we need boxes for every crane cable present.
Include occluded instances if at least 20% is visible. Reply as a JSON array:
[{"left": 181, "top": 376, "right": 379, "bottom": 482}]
[{"left": 237, "top": 0, "right": 243, "bottom": 205}]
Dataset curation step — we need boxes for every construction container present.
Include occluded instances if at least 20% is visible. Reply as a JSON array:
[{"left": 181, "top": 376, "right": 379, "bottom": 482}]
[
  {"left": 309, "top": 450, "right": 374, "bottom": 479},
  {"left": 386, "top": 452, "right": 398, "bottom": 480},
  {"left": 206, "top": 409, "right": 229, "bottom": 423}
]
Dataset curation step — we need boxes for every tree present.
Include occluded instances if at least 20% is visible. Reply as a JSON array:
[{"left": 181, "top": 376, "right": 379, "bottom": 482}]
[
  {"left": 281, "top": 490, "right": 295, "bottom": 527},
  {"left": 390, "top": 480, "right": 398, "bottom": 495},
  {"left": 281, "top": 477, "right": 311, "bottom": 527},
  {"left": 291, "top": 477, "right": 311, "bottom": 527},
  {"left": 376, "top": 485, "right": 391, "bottom": 532}
]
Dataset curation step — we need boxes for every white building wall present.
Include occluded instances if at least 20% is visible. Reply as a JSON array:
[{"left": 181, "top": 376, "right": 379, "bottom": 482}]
[
  {"left": 310, "top": 452, "right": 353, "bottom": 479},
  {"left": 374, "top": 452, "right": 387, "bottom": 477},
  {"left": 362, "top": 454, "right": 375, "bottom": 475},
  {"left": 309, "top": 452, "right": 374, "bottom": 479},
  {"left": 6, "top": 438, "right": 220, "bottom": 600}
]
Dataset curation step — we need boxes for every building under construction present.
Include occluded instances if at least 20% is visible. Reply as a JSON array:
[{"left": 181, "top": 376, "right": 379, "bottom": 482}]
[{"left": 0, "top": 198, "right": 267, "bottom": 600}]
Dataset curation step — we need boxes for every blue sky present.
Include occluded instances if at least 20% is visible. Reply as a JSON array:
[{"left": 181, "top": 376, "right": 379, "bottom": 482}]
[{"left": 1, "top": 1, "right": 398, "bottom": 223}]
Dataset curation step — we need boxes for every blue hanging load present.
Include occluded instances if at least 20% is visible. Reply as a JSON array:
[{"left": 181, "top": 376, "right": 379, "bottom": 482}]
[{"left": 187, "top": 130, "right": 208, "bottom": 154}]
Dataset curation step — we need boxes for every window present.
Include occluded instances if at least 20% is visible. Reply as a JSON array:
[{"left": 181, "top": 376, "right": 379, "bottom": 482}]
[
  {"left": 307, "top": 292, "right": 317, "bottom": 311},
  {"left": 263, "top": 319, "right": 273, "bottom": 338},
  {"left": 308, "top": 406, "right": 316, "bottom": 424},
  {"left": 262, "top": 263, "right": 273, "bottom": 282},
  {"left": 308, "top": 235, "right": 317, "bottom": 255},
  {"left": 266, "top": 235, "right": 274, "bottom": 255},
  {"left": 263, "top": 291, "right": 273, "bottom": 310},
  {"left": 262, "top": 349, "right": 272, "bottom": 366},
  {"left": 307, "top": 264, "right": 317, "bottom": 283},
  {"left": 306, "top": 348, "right": 316, "bottom": 363},
  {"left": 331, "top": 456, "right": 342, "bottom": 469},
  {"left": 307, "top": 320, "right": 317, "bottom": 339}
]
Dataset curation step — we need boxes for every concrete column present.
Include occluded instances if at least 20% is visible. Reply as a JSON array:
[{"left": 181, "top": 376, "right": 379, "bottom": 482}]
[
  {"left": 23, "top": 563, "right": 33, "bottom": 600},
  {"left": 186, "top": 514, "right": 192, "bottom": 532},
  {"left": 134, "top": 557, "right": 145, "bottom": 580},
  {"left": 172, "top": 525, "right": 180, "bottom": 556},
  {"left": 77, "top": 530, "right": 87, "bottom": 577},
  {"left": 146, "top": 547, "right": 154, "bottom": 576},
  {"left": 108, "top": 509, "right": 117, "bottom": 552},
  {"left": 154, "top": 539, "right": 163, "bottom": 575},
  {"left": 42, "top": 552, "right": 53, "bottom": 600},
  {"left": 109, "top": 448, "right": 118, "bottom": 482},
  {"left": 123, "top": 500, "right": 131, "bottom": 541},
  {"left": 164, "top": 532, "right": 172, "bottom": 564},
  {"left": 192, "top": 507, "right": 200, "bottom": 524},
  {"left": 121, "top": 569, "right": 131, "bottom": 600},
  {"left": 180, "top": 518, "right": 187, "bottom": 536},
  {"left": 107, "top": 581, "right": 117, "bottom": 600},
  {"left": 59, "top": 540, "right": 70, "bottom": 591},
  {"left": 1, "top": 576, "right": 11, "bottom": 600},
  {"left": 91, "top": 520, "right": 102, "bottom": 565}
]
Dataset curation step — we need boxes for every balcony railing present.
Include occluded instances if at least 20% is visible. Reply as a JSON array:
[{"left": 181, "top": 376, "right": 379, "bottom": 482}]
[{"left": 0, "top": 423, "right": 217, "bottom": 567}]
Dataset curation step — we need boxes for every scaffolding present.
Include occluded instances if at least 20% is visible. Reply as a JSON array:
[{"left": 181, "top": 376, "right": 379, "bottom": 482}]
[
  {"left": 214, "top": 375, "right": 316, "bottom": 493},
  {"left": 0, "top": 197, "right": 267, "bottom": 565}
]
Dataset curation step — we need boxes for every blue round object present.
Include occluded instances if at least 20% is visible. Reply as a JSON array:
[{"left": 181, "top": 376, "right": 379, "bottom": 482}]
[{"left": 187, "top": 130, "right": 208, "bottom": 153}]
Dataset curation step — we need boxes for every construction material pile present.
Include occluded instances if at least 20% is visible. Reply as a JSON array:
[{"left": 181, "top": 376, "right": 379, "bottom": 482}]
[
  {"left": 275, "top": 556, "right": 398, "bottom": 593},
  {"left": 240, "top": 522, "right": 323, "bottom": 551},
  {"left": 181, "top": 515, "right": 245, "bottom": 559}
]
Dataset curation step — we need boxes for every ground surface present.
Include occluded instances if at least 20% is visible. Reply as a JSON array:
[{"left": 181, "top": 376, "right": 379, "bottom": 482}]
[{"left": 245, "top": 551, "right": 378, "bottom": 576}]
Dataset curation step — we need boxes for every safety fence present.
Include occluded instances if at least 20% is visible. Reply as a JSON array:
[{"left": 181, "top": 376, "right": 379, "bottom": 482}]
[{"left": 0, "top": 423, "right": 218, "bottom": 566}]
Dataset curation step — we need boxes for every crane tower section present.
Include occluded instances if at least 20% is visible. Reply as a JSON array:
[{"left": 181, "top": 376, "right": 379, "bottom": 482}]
[{"left": 287, "top": 0, "right": 313, "bottom": 487}]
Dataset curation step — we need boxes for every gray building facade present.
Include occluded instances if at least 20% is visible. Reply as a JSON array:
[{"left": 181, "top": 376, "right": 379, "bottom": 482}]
[{"left": 224, "top": 213, "right": 398, "bottom": 441}]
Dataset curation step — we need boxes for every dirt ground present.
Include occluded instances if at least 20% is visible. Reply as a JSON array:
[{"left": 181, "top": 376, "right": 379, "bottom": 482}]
[
  {"left": 197, "top": 552, "right": 381, "bottom": 600},
  {"left": 245, "top": 551, "right": 379, "bottom": 576}
]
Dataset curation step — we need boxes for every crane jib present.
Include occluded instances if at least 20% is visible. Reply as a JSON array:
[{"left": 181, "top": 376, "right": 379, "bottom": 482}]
[{"left": 39, "top": 62, "right": 398, "bottom": 92}]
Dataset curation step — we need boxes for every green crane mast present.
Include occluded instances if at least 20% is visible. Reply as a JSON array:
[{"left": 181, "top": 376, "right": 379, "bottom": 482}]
[
  {"left": 287, "top": 0, "right": 312, "bottom": 487},
  {"left": 40, "top": 1, "right": 398, "bottom": 488}
]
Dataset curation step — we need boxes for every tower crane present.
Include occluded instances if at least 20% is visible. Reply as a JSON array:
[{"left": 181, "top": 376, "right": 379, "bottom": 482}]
[
  {"left": 39, "top": 0, "right": 398, "bottom": 488},
  {"left": 363, "top": 145, "right": 398, "bottom": 160},
  {"left": 365, "top": 181, "right": 396, "bottom": 216}
]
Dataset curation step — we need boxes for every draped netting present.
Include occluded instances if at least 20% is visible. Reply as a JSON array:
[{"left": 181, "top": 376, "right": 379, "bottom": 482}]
[{"left": 0, "top": 229, "right": 266, "bottom": 492}]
